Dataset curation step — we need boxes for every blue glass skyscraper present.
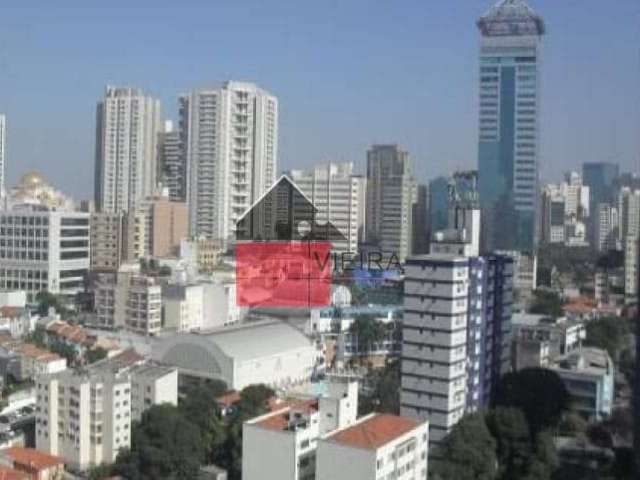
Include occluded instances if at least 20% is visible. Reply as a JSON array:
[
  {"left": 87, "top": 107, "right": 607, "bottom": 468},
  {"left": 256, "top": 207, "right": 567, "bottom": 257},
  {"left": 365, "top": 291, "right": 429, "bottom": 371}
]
[{"left": 477, "top": 0, "right": 545, "bottom": 252}]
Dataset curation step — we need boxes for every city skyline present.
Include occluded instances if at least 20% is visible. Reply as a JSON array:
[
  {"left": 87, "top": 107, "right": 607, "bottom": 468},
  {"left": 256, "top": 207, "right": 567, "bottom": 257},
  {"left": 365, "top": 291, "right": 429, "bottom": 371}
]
[{"left": 0, "top": 0, "right": 639, "bottom": 201}]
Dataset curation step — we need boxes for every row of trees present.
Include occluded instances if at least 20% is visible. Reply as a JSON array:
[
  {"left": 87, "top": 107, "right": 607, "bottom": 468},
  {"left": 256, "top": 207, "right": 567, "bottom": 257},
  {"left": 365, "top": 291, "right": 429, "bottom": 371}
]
[{"left": 90, "top": 382, "right": 275, "bottom": 480}]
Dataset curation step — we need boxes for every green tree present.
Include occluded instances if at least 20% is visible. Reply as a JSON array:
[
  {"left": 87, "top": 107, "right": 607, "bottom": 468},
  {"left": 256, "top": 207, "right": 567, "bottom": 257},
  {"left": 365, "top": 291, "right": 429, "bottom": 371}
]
[
  {"left": 558, "top": 412, "right": 588, "bottom": 438},
  {"left": 350, "top": 315, "right": 388, "bottom": 353},
  {"left": 35, "top": 291, "right": 69, "bottom": 317},
  {"left": 493, "top": 368, "right": 569, "bottom": 436},
  {"left": 529, "top": 290, "right": 564, "bottom": 317},
  {"left": 236, "top": 384, "right": 275, "bottom": 416},
  {"left": 486, "top": 407, "right": 532, "bottom": 480},
  {"left": 179, "top": 381, "right": 228, "bottom": 460},
  {"left": 113, "top": 404, "right": 204, "bottom": 480},
  {"left": 432, "top": 413, "right": 498, "bottom": 480},
  {"left": 85, "top": 347, "right": 108, "bottom": 364},
  {"left": 584, "top": 316, "right": 631, "bottom": 360},
  {"left": 359, "top": 360, "right": 400, "bottom": 416}
]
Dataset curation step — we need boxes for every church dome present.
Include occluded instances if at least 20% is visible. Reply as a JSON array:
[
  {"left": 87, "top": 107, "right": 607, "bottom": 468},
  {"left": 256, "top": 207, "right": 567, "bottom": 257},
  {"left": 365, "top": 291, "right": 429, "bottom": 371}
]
[{"left": 19, "top": 171, "right": 48, "bottom": 188}]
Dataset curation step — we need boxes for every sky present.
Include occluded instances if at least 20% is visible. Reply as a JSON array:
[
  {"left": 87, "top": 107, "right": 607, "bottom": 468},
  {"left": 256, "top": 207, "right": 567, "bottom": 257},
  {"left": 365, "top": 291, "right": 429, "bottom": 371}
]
[{"left": 0, "top": 0, "right": 639, "bottom": 200}]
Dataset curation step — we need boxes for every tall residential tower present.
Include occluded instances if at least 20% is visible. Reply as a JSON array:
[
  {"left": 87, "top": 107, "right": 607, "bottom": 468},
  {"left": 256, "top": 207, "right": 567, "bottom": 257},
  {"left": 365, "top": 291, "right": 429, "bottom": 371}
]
[
  {"left": 180, "top": 81, "right": 278, "bottom": 244},
  {"left": 0, "top": 115, "right": 5, "bottom": 197},
  {"left": 477, "top": 0, "right": 545, "bottom": 252},
  {"left": 366, "top": 145, "right": 416, "bottom": 262},
  {"left": 94, "top": 87, "right": 162, "bottom": 213}
]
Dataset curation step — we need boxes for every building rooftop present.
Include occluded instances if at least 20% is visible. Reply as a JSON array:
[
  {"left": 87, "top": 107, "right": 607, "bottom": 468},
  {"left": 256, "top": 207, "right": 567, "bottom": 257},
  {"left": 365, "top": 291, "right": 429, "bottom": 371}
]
[
  {"left": 196, "top": 321, "right": 314, "bottom": 362},
  {"left": 1, "top": 447, "right": 63, "bottom": 471},
  {"left": 0, "top": 465, "right": 28, "bottom": 480},
  {"left": 551, "top": 347, "right": 613, "bottom": 377},
  {"left": 477, "top": 0, "right": 545, "bottom": 37},
  {"left": 325, "top": 414, "right": 422, "bottom": 450},
  {"left": 17, "top": 344, "right": 62, "bottom": 363},
  {"left": 252, "top": 400, "right": 319, "bottom": 432}
]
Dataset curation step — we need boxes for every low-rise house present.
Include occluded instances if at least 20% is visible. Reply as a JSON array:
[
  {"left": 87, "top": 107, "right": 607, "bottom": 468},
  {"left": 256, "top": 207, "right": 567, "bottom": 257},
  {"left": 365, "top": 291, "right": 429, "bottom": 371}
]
[
  {"left": 14, "top": 345, "right": 66, "bottom": 381},
  {"left": 550, "top": 347, "right": 614, "bottom": 421},
  {"left": 0, "top": 447, "right": 65, "bottom": 480},
  {"left": 0, "top": 308, "right": 35, "bottom": 339},
  {"left": 44, "top": 320, "right": 120, "bottom": 360},
  {"left": 316, "top": 414, "right": 429, "bottom": 480}
]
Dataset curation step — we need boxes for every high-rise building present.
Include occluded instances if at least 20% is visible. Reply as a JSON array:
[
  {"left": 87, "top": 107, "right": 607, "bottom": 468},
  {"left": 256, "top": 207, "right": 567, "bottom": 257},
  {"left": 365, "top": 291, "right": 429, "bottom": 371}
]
[
  {"left": 400, "top": 174, "right": 513, "bottom": 446},
  {"left": 180, "top": 81, "right": 278, "bottom": 244},
  {"left": 595, "top": 204, "right": 620, "bottom": 252},
  {"left": 617, "top": 188, "right": 640, "bottom": 298},
  {"left": 477, "top": 0, "right": 545, "bottom": 252},
  {"left": 412, "top": 184, "right": 429, "bottom": 255},
  {"left": 0, "top": 115, "right": 6, "bottom": 197},
  {"left": 540, "top": 173, "right": 590, "bottom": 246},
  {"left": 583, "top": 162, "right": 620, "bottom": 221},
  {"left": 94, "top": 86, "right": 162, "bottom": 213},
  {"left": 366, "top": 145, "right": 416, "bottom": 262},
  {"left": 288, "top": 162, "right": 365, "bottom": 254},
  {"left": 158, "top": 120, "right": 185, "bottom": 202}
]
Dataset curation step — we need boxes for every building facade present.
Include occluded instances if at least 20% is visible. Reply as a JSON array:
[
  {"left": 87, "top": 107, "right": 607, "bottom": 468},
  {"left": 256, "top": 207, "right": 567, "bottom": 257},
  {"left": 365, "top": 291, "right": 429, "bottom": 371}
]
[
  {"left": 94, "top": 264, "right": 162, "bottom": 335},
  {"left": 365, "top": 145, "right": 416, "bottom": 262},
  {"left": 0, "top": 115, "right": 5, "bottom": 197},
  {"left": 400, "top": 182, "right": 513, "bottom": 445},
  {"left": 158, "top": 120, "right": 186, "bottom": 202},
  {"left": 595, "top": 203, "right": 620, "bottom": 252},
  {"left": 316, "top": 414, "right": 429, "bottom": 480},
  {"left": 94, "top": 86, "right": 162, "bottom": 213},
  {"left": 0, "top": 205, "right": 89, "bottom": 304},
  {"left": 288, "top": 163, "right": 365, "bottom": 254},
  {"left": 180, "top": 81, "right": 278, "bottom": 244},
  {"left": 477, "top": 0, "right": 545, "bottom": 252}
]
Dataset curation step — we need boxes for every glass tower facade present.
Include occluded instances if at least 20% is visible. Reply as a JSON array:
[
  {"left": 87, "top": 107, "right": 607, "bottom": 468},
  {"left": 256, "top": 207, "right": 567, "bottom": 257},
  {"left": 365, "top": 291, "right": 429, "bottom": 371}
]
[{"left": 477, "top": 0, "right": 545, "bottom": 252}]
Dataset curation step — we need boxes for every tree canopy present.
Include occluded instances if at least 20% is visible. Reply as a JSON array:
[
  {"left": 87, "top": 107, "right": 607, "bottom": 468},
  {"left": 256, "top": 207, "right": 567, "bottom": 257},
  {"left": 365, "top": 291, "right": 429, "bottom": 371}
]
[
  {"left": 492, "top": 368, "right": 569, "bottom": 436},
  {"left": 112, "top": 404, "right": 205, "bottom": 480},
  {"left": 432, "top": 413, "right": 498, "bottom": 480},
  {"left": 529, "top": 290, "right": 564, "bottom": 318}
]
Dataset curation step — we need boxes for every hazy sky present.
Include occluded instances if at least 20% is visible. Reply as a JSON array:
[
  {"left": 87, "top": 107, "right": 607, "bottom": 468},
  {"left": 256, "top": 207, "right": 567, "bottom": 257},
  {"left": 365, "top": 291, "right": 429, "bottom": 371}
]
[{"left": 1, "top": 0, "right": 639, "bottom": 200}]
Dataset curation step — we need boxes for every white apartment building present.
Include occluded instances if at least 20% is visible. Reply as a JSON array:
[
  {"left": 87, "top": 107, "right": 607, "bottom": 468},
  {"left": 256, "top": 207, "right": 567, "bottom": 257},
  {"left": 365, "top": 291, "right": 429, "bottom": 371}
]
[
  {"left": 540, "top": 173, "right": 590, "bottom": 246},
  {"left": 595, "top": 203, "right": 620, "bottom": 252},
  {"left": 366, "top": 145, "right": 416, "bottom": 262},
  {"left": 94, "top": 264, "right": 162, "bottom": 335},
  {"left": 35, "top": 350, "right": 178, "bottom": 471},
  {"left": 0, "top": 205, "right": 90, "bottom": 304},
  {"left": 95, "top": 86, "right": 162, "bottom": 213},
  {"left": 128, "top": 362, "right": 178, "bottom": 422},
  {"left": 180, "top": 81, "right": 278, "bottom": 245},
  {"left": 0, "top": 115, "right": 5, "bottom": 197},
  {"left": 618, "top": 188, "right": 640, "bottom": 298},
  {"left": 401, "top": 255, "right": 469, "bottom": 445},
  {"left": 35, "top": 369, "right": 132, "bottom": 470},
  {"left": 288, "top": 163, "right": 365, "bottom": 254},
  {"left": 316, "top": 414, "right": 429, "bottom": 480},
  {"left": 162, "top": 283, "right": 204, "bottom": 332},
  {"left": 242, "top": 379, "right": 358, "bottom": 480}
]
